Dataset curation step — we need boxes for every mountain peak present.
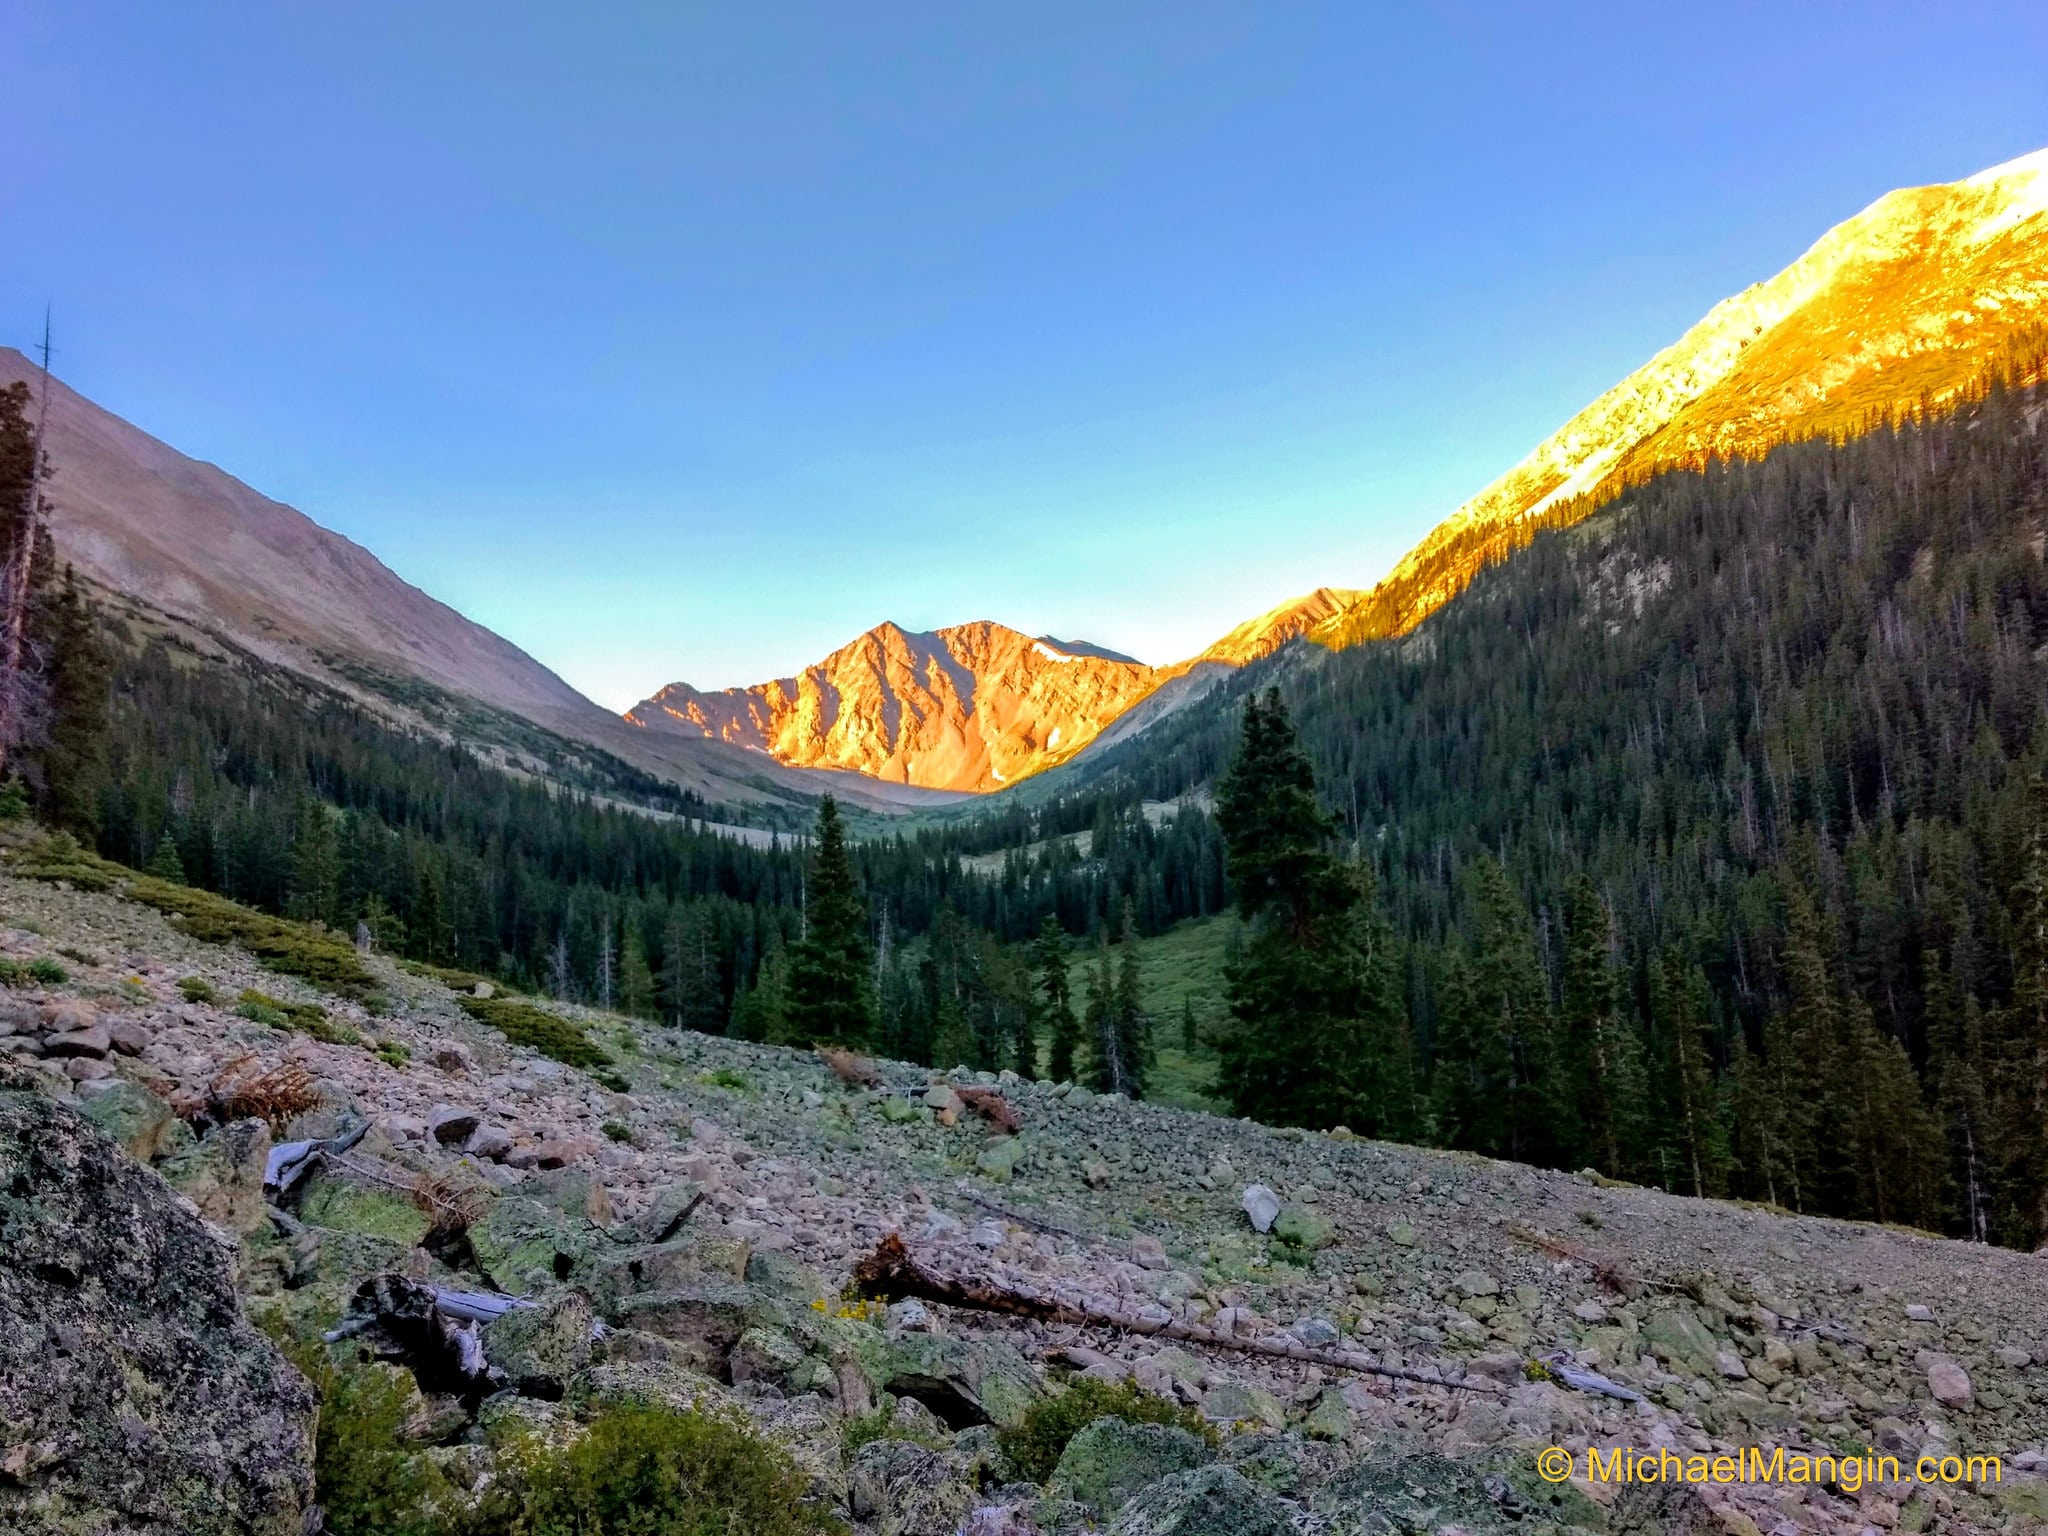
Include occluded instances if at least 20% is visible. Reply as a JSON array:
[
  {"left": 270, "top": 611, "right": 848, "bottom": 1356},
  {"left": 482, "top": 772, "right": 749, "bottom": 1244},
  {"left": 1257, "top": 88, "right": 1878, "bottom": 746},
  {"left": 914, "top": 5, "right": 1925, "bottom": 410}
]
[{"left": 628, "top": 619, "right": 1158, "bottom": 791}]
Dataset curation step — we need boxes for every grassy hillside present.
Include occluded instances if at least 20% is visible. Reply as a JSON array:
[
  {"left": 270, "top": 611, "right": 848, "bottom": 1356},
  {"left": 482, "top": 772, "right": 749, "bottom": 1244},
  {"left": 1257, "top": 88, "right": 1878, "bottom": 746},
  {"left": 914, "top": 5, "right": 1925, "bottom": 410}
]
[{"left": 1125, "top": 914, "right": 1238, "bottom": 1113}]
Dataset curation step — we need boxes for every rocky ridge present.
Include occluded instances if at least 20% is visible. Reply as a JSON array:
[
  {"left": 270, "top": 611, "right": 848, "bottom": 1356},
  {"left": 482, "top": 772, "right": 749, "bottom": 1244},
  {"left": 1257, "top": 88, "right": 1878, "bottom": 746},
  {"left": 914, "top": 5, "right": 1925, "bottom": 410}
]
[
  {"left": 1313, "top": 147, "right": 2048, "bottom": 650},
  {"left": 3, "top": 867, "right": 2046, "bottom": 1533}
]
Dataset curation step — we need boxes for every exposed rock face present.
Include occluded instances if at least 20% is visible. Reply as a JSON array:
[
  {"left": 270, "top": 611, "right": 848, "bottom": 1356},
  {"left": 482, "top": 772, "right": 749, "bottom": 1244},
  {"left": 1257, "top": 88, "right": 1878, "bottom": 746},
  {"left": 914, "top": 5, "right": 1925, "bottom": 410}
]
[
  {"left": 1315, "top": 148, "right": 2048, "bottom": 649},
  {"left": 0, "top": 1074, "right": 316, "bottom": 1535},
  {"left": 629, "top": 621, "right": 1163, "bottom": 792}
]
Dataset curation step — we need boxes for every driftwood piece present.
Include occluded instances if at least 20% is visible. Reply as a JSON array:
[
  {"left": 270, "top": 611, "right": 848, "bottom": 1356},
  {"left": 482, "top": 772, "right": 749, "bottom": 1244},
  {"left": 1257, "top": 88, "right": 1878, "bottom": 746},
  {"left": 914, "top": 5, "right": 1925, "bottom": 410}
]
[
  {"left": 852, "top": 1235, "right": 1502, "bottom": 1395},
  {"left": 263, "top": 1119, "right": 368, "bottom": 1194}
]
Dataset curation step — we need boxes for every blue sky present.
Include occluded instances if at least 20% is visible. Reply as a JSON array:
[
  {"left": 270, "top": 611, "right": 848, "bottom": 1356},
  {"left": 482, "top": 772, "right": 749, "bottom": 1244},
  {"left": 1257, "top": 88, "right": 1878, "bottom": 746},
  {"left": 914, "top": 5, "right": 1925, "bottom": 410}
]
[{"left": 4, "top": 3, "right": 2046, "bottom": 708}]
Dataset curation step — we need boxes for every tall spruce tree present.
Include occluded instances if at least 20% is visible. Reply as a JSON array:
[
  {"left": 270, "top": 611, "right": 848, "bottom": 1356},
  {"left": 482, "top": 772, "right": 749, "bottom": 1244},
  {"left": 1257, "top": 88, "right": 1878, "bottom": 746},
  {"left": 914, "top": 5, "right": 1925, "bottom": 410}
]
[
  {"left": 785, "top": 795, "right": 875, "bottom": 1046},
  {"left": 1214, "top": 689, "right": 1396, "bottom": 1129}
]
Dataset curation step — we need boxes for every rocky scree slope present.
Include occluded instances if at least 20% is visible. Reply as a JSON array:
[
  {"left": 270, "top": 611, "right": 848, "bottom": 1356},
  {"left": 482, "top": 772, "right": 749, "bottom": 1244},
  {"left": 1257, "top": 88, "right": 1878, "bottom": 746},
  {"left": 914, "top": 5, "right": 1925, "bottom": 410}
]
[{"left": 2, "top": 865, "right": 2047, "bottom": 1534}]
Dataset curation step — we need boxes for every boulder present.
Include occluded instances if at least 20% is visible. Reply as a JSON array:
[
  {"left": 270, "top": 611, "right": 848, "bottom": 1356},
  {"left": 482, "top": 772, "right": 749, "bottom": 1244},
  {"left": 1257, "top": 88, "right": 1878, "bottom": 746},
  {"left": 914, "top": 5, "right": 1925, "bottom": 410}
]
[
  {"left": 1050, "top": 1417, "right": 1213, "bottom": 1515},
  {"left": 1312, "top": 1451, "right": 1605, "bottom": 1535},
  {"left": 1927, "top": 1356, "right": 1974, "bottom": 1407},
  {"left": 468, "top": 1195, "right": 598, "bottom": 1295},
  {"left": 1106, "top": 1465, "right": 1292, "bottom": 1536},
  {"left": 105, "top": 1018, "right": 153, "bottom": 1056},
  {"left": 294, "top": 1160, "right": 433, "bottom": 1248},
  {"left": 1643, "top": 1305, "right": 1720, "bottom": 1376},
  {"left": 0, "top": 1073, "right": 316, "bottom": 1534},
  {"left": 162, "top": 1117, "right": 274, "bottom": 1234},
  {"left": 1202, "top": 1380, "right": 1287, "bottom": 1431}
]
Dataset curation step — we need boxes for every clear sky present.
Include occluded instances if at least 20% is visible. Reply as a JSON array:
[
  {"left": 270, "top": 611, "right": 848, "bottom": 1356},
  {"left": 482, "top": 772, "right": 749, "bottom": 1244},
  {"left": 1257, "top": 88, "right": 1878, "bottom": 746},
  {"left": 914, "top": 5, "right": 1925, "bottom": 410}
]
[{"left": 4, "top": 3, "right": 2046, "bottom": 709}]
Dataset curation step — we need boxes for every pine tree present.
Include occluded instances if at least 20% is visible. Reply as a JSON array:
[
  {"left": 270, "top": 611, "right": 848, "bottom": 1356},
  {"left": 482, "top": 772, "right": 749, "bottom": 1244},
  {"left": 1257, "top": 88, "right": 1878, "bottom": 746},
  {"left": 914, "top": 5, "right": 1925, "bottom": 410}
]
[
  {"left": 1652, "top": 950, "right": 1724, "bottom": 1198},
  {"left": 145, "top": 832, "right": 186, "bottom": 885},
  {"left": 1082, "top": 939, "right": 1126, "bottom": 1094},
  {"left": 1467, "top": 854, "right": 1561, "bottom": 1164},
  {"left": 1179, "top": 997, "right": 1197, "bottom": 1051},
  {"left": 731, "top": 937, "right": 789, "bottom": 1043},
  {"left": 287, "top": 796, "right": 338, "bottom": 926},
  {"left": 1033, "top": 915, "right": 1080, "bottom": 1084},
  {"left": 785, "top": 796, "right": 875, "bottom": 1046}
]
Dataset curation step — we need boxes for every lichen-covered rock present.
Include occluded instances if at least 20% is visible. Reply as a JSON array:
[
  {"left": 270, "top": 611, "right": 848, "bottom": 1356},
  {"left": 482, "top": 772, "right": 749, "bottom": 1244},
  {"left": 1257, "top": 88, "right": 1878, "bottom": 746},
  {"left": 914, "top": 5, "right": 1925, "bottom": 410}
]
[
  {"left": 294, "top": 1160, "right": 432, "bottom": 1247},
  {"left": 483, "top": 1288, "right": 597, "bottom": 1398},
  {"left": 76, "top": 1078, "right": 186, "bottom": 1163},
  {"left": 848, "top": 1438, "right": 977, "bottom": 1536},
  {"left": 0, "top": 1074, "right": 316, "bottom": 1534},
  {"left": 1311, "top": 1451, "right": 1606, "bottom": 1535},
  {"left": 1049, "top": 1416, "right": 1213, "bottom": 1514},
  {"left": 858, "top": 1330, "right": 1045, "bottom": 1428},
  {"left": 162, "top": 1117, "right": 272, "bottom": 1234},
  {"left": 1105, "top": 1464, "right": 1293, "bottom": 1536},
  {"left": 468, "top": 1194, "right": 598, "bottom": 1294}
]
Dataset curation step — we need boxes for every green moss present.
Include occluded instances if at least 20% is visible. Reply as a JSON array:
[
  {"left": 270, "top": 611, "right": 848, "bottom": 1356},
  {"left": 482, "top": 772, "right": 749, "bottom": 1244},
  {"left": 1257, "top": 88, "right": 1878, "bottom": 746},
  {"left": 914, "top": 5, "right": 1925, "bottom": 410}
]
[
  {"left": 400, "top": 959, "right": 525, "bottom": 995},
  {"left": 455, "top": 994, "right": 610, "bottom": 1070},
  {"left": 998, "top": 1377, "right": 1217, "bottom": 1485}
]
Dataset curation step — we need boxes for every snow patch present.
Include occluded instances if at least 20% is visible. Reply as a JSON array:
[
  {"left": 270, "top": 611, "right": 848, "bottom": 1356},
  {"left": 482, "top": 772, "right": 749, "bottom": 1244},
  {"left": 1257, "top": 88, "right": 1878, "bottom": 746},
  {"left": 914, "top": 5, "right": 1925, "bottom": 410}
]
[
  {"left": 1048, "top": 726, "right": 1061, "bottom": 749},
  {"left": 1032, "top": 641, "right": 1079, "bottom": 663}
]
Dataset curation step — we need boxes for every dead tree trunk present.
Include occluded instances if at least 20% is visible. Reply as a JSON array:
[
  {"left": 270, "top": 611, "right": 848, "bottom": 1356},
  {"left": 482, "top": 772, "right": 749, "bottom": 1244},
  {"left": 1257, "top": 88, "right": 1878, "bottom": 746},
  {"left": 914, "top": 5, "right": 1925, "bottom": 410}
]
[{"left": 851, "top": 1235, "right": 1500, "bottom": 1395}]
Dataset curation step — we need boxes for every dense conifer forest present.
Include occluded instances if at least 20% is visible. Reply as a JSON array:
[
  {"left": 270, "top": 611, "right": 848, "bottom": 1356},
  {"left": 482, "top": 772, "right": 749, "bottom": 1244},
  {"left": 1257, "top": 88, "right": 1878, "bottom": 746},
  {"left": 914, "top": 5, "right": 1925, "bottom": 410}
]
[{"left": 30, "top": 364, "right": 2048, "bottom": 1249}]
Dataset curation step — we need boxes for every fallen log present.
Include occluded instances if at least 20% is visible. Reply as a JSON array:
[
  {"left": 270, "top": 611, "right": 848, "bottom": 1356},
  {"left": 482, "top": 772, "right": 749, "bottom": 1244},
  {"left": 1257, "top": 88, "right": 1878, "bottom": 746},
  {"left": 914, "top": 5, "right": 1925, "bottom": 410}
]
[{"left": 852, "top": 1234, "right": 1503, "bottom": 1396}]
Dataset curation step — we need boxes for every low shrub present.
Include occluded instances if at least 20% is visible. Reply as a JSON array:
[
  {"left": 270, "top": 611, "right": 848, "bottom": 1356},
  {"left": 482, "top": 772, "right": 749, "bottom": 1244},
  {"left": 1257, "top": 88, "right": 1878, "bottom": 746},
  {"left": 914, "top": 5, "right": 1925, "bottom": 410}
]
[
  {"left": 237, "top": 988, "right": 361, "bottom": 1046},
  {"left": 400, "top": 960, "right": 523, "bottom": 996},
  {"left": 178, "top": 976, "right": 218, "bottom": 1003},
  {"left": 271, "top": 1333, "right": 451, "bottom": 1536},
  {"left": 454, "top": 993, "right": 610, "bottom": 1070},
  {"left": 701, "top": 1067, "right": 752, "bottom": 1093},
  {"left": 375, "top": 1039, "right": 412, "bottom": 1068},
  {"left": 13, "top": 837, "right": 375, "bottom": 997},
  {"left": 471, "top": 1402, "right": 842, "bottom": 1536},
  {"left": 996, "top": 1377, "right": 1216, "bottom": 1484},
  {"left": 28, "top": 956, "right": 67, "bottom": 985},
  {"left": 600, "top": 1119, "right": 633, "bottom": 1144}
]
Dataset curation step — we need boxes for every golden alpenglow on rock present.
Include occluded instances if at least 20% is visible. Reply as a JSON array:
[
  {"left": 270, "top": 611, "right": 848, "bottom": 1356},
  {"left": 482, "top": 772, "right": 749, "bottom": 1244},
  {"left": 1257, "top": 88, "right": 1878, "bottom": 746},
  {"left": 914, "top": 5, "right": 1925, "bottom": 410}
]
[
  {"left": 1313, "top": 148, "right": 2048, "bottom": 649},
  {"left": 625, "top": 621, "right": 1162, "bottom": 792}
]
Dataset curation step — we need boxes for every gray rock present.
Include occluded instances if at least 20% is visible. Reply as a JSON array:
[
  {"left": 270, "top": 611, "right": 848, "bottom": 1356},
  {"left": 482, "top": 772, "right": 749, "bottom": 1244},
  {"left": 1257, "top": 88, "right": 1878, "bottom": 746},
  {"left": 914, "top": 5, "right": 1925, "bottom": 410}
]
[
  {"left": 0, "top": 1071, "right": 316, "bottom": 1533},
  {"left": 1290, "top": 1316, "right": 1340, "bottom": 1349},
  {"left": 1240, "top": 1184, "right": 1281, "bottom": 1233},
  {"left": 1995, "top": 1345, "right": 2034, "bottom": 1369},
  {"left": 428, "top": 1103, "right": 482, "bottom": 1145},
  {"left": 849, "top": 1439, "right": 975, "bottom": 1536},
  {"left": 1927, "top": 1356, "right": 1974, "bottom": 1406},
  {"left": 105, "top": 1018, "right": 153, "bottom": 1056},
  {"left": 1904, "top": 1302, "right": 1935, "bottom": 1322},
  {"left": 465, "top": 1124, "right": 515, "bottom": 1161},
  {"left": 44, "top": 1024, "right": 111, "bottom": 1058},
  {"left": 1106, "top": 1465, "right": 1292, "bottom": 1536}
]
